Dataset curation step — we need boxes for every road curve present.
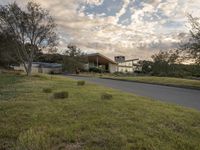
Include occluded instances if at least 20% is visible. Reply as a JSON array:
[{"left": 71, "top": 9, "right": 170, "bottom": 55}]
[{"left": 67, "top": 76, "right": 200, "bottom": 110}]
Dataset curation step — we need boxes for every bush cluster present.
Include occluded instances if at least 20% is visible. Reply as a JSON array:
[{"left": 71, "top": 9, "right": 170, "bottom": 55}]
[
  {"left": 43, "top": 88, "right": 52, "bottom": 93},
  {"left": 77, "top": 80, "right": 85, "bottom": 86},
  {"left": 53, "top": 91, "right": 69, "bottom": 99},
  {"left": 101, "top": 93, "right": 113, "bottom": 100},
  {"left": 89, "top": 67, "right": 108, "bottom": 73}
]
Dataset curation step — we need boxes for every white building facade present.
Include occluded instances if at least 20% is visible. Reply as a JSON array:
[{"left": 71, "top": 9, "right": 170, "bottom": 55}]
[
  {"left": 115, "top": 56, "right": 142, "bottom": 73},
  {"left": 85, "top": 54, "right": 142, "bottom": 74}
]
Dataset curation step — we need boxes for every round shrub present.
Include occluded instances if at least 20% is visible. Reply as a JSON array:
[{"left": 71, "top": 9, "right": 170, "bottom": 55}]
[
  {"left": 77, "top": 80, "right": 85, "bottom": 86},
  {"left": 53, "top": 91, "right": 69, "bottom": 99},
  {"left": 43, "top": 88, "right": 52, "bottom": 93},
  {"left": 101, "top": 93, "right": 113, "bottom": 100}
]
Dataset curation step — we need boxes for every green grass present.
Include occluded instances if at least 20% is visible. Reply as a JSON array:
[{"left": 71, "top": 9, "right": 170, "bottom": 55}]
[
  {"left": 101, "top": 76, "right": 200, "bottom": 89},
  {"left": 0, "top": 73, "right": 200, "bottom": 150}
]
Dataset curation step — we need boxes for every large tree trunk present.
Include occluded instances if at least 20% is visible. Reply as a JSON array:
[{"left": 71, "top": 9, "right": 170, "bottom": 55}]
[
  {"left": 27, "top": 61, "right": 32, "bottom": 76},
  {"left": 25, "top": 47, "right": 34, "bottom": 76},
  {"left": 22, "top": 63, "right": 29, "bottom": 76},
  {"left": 22, "top": 60, "right": 32, "bottom": 76}
]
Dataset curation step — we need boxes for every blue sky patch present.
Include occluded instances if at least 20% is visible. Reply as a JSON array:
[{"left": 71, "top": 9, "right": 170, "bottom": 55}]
[{"left": 82, "top": 0, "right": 124, "bottom": 17}]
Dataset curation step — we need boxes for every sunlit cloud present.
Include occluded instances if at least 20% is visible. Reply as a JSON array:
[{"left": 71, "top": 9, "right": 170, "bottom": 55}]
[{"left": 1, "top": 0, "right": 200, "bottom": 60}]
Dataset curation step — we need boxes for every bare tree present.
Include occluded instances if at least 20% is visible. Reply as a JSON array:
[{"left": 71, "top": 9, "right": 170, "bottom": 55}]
[
  {"left": 63, "top": 44, "right": 86, "bottom": 73},
  {"left": 152, "top": 50, "right": 179, "bottom": 64},
  {"left": 0, "top": 2, "right": 57, "bottom": 75},
  {"left": 180, "top": 14, "right": 200, "bottom": 64}
]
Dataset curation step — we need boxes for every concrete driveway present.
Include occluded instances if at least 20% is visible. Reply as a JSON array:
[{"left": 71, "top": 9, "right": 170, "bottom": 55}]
[{"left": 67, "top": 76, "right": 200, "bottom": 110}]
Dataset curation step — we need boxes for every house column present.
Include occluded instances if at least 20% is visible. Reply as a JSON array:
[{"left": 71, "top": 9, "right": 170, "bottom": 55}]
[{"left": 96, "top": 56, "right": 99, "bottom": 68}]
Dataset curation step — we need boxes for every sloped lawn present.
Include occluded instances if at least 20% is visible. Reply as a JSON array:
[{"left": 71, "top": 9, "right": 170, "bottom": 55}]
[{"left": 0, "top": 73, "right": 199, "bottom": 150}]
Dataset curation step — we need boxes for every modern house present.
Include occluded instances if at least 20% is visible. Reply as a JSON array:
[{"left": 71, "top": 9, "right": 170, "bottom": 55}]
[
  {"left": 85, "top": 53, "right": 141, "bottom": 73},
  {"left": 85, "top": 53, "right": 118, "bottom": 73},
  {"left": 14, "top": 62, "right": 62, "bottom": 74},
  {"left": 13, "top": 54, "right": 141, "bottom": 74}
]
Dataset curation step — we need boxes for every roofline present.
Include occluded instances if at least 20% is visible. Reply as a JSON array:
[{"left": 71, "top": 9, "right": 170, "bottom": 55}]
[
  {"left": 123, "top": 59, "right": 139, "bottom": 62},
  {"left": 86, "top": 53, "right": 117, "bottom": 64}
]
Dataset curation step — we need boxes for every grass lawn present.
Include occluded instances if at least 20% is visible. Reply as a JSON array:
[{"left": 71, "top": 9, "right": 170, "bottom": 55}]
[
  {"left": 0, "top": 73, "right": 200, "bottom": 150},
  {"left": 100, "top": 75, "right": 200, "bottom": 89}
]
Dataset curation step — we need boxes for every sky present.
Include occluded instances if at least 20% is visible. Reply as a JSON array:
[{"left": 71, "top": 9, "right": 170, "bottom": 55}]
[{"left": 1, "top": 0, "right": 200, "bottom": 60}]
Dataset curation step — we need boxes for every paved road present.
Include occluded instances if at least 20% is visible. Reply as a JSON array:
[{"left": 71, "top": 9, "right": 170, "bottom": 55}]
[{"left": 67, "top": 76, "right": 200, "bottom": 110}]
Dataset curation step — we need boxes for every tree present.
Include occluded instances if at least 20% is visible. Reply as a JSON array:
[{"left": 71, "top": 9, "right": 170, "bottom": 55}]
[
  {"left": 0, "top": 2, "right": 57, "bottom": 75},
  {"left": 0, "top": 33, "right": 18, "bottom": 67},
  {"left": 140, "top": 60, "right": 153, "bottom": 74},
  {"left": 152, "top": 50, "right": 179, "bottom": 65},
  {"left": 63, "top": 44, "right": 86, "bottom": 73},
  {"left": 180, "top": 14, "right": 200, "bottom": 64},
  {"left": 151, "top": 50, "right": 179, "bottom": 76}
]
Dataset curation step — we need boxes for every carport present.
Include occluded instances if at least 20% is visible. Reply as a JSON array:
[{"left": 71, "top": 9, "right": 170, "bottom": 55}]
[{"left": 86, "top": 53, "right": 117, "bottom": 73}]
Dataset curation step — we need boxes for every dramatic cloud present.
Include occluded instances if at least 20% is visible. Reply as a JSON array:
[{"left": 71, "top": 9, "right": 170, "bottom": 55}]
[{"left": 1, "top": 0, "right": 200, "bottom": 60}]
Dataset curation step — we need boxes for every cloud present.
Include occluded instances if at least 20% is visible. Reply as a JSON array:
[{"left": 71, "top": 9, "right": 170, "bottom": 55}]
[{"left": 0, "top": 0, "right": 200, "bottom": 60}]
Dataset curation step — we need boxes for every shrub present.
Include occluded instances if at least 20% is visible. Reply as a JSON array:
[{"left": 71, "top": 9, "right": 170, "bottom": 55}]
[
  {"left": 43, "top": 88, "right": 52, "bottom": 93},
  {"left": 16, "top": 127, "right": 51, "bottom": 150},
  {"left": 101, "top": 93, "right": 113, "bottom": 100},
  {"left": 53, "top": 91, "right": 69, "bottom": 99},
  {"left": 77, "top": 80, "right": 85, "bottom": 86},
  {"left": 89, "top": 67, "right": 103, "bottom": 73},
  {"left": 113, "top": 72, "right": 125, "bottom": 77},
  {"left": 49, "top": 71, "right": 54, "bottom": 75}
]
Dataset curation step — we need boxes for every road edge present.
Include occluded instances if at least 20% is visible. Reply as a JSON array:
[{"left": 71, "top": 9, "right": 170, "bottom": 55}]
[{"left": 100, "top": 77, "right": 200, "bottom": 91}]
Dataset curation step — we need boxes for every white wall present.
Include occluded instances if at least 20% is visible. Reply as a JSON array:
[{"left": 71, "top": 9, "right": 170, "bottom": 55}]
[
  {"left": 84, "top": 64, "right": 89, "bottom": 70},
  {"left": 118, "top": 66, "right": 133, "bottom": 73},
  {"left": 14, "top": 65, "right": 62, "bottom": 74},
  {"left": 109, "top": 63, "right": 118, "bottom": 73},
  {"left": 14, "top": 66, "right": 40, "bottom": 73},
  {"left": 117, "top": 60, "right": 141, "bottom": 73},
  {"left": 118, "top": 61, "right": 133, "bottom": 67}
]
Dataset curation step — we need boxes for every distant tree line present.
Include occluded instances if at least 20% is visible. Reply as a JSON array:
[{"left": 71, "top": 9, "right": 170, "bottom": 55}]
[{"left": 140, "top": 61, "right": 200, "bottom": 78}]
